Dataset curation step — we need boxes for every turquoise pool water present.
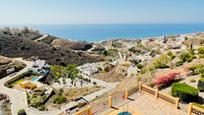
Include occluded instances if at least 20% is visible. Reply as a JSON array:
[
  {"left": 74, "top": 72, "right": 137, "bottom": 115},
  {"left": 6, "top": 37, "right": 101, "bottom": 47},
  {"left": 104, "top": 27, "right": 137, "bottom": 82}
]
[
  {"left": 31, "top": 76, "right": 40, "bottom": 82},
  {"left": 118, "top": 111, "right": 132, "bottom": 115}
]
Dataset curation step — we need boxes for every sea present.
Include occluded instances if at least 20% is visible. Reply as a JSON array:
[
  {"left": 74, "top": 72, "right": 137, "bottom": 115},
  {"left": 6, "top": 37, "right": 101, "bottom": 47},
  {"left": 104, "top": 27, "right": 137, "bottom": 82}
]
[{"left": 1, "top": 24, "right": 204, "bottom": 42}]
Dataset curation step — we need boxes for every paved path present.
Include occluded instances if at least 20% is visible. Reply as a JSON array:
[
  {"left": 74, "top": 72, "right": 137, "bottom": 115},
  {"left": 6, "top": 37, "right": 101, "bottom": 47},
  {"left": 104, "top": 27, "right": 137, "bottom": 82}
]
[
  {"left": 87, "top": 44, "right": 96, "bottom": 52},
  {"left": 81, "top": 73, "right": 119, "bottom": 101},
  {"left": 34, "top": 34, "right": 48, "bottom": 42}
]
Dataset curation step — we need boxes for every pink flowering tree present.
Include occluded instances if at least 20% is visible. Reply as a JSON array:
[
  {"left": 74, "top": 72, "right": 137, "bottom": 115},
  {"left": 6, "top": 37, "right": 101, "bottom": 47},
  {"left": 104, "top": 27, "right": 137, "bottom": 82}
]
[{"left": 154, "top": 72, "right": 180, "bottom": 88}]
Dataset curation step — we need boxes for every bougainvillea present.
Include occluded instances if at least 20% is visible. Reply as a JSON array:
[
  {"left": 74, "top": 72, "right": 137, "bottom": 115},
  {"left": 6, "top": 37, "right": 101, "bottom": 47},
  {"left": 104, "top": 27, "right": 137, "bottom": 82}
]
[{"left": 155, "top": 72, "right": 180, "bottom": 87}]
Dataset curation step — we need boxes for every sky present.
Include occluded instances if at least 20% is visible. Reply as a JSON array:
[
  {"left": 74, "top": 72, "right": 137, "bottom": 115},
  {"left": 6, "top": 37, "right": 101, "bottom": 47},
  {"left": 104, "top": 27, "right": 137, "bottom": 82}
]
[{"left": 0, "top": 0, "right": 204, "bottom": 25}]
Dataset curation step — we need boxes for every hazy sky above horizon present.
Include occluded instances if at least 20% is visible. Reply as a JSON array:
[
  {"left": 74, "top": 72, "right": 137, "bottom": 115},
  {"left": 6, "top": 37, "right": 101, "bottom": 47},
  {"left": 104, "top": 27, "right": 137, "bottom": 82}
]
[{"left": 0, "top": 0, "right": 204, "bottom": 25}]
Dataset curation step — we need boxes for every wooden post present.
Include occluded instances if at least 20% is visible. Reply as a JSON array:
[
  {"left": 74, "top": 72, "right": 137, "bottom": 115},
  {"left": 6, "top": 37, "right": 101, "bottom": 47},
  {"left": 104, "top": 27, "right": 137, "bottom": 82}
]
[
  {"left": 188, "top": 103, "right": 192, "bottom": 115},
  {"left": 155, "top": 89, "right": 158, "bottom": 99},
  {"left": 87, "top": 106, "right": 92, "bottom": 115},
  {"left": 75, "top": 105, "right": 92, "bottom": 115},
  {"left": 108, "top": 96, "right": 112, "bottom": 108},
  {"left": 139, "top": 82, "right": 141, "bottom": 92},
  {"left": 175, "top": 98, "right": 179, "bottom": 109},
  {"left": 125, "top": 89, "right": 128, "bottom": 99}
]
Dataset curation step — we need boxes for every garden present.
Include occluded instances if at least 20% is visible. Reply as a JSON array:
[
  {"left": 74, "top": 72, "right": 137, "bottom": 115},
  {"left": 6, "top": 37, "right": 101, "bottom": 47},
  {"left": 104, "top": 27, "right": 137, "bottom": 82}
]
[
  {"left": 27, "top": 86, "right": 53, "bottom": 111},
  {"left": 156, "top": 63, "right": 204, "bottom": 107},
  {"left": 6, "top": 70, "right": 42, "bottom": 89}
]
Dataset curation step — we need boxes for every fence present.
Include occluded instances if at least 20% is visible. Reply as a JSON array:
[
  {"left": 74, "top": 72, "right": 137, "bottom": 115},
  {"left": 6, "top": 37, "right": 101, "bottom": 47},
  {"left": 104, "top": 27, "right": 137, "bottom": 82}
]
[
  {"left": 188, "top": 103, "right": 204, "bottom": 115},
  {"left": 71, "top": 83, "right": 204, "bottom": 115},
  {"left": 139, "top": 84, "right": 179, "bottom": 109},
  {"left": 74, "top": 106, "right": 92, "bottom": 115},
  {"left": 73, "top": 90, "right": 127, "bottom": 115},
  {"left": 112, "top": 90, "right": 126, "bottom": 105},
  {"left": 89, "top": 90, "right": 127, "bottom": 115},
  {"left": 71, "top": 84, "right": 180, "bottom": 115},
  {"left": 90, "top": 97, "right": 109, "bottom": 114}
]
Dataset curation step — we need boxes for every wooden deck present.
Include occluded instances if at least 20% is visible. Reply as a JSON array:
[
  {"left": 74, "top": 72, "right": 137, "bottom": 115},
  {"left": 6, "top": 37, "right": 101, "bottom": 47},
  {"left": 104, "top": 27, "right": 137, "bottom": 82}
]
[{"left": 102, "top": 93, "right": 186, "bottom": 115}]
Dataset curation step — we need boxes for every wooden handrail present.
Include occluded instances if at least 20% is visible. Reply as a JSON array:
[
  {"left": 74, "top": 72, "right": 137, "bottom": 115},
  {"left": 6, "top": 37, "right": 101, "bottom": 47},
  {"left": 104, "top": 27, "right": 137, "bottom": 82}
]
[
  {"left": 139, "top": 84, "right": 179, "bottom": 109},
  {"left": 74, "top": 105, "right": 92, "bottom": 115},
  {"left": 188, "top": 103, "right": 204, "bottom": 115}
]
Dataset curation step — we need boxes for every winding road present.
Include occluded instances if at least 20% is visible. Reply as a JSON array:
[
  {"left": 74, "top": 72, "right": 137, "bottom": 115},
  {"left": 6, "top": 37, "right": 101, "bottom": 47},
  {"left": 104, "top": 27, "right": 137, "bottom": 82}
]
[
  {"left": 81, "top": 73, "right": 119, "bottom": 101},
  {"left": 0, "top": 58, "right": 119, "bottom": 115},
  {"left": 0, "top": 58, "right": 32, "bottom": 115}
]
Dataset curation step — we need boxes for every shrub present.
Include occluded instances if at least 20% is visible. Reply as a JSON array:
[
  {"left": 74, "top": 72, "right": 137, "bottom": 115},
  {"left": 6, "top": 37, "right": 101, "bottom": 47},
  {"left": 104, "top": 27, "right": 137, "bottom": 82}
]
[
  {"left": 167, "top": 51, "right": 175, "bottom": 60},
  {"left": 179, "top": 52, "right": 195, "bottom": 62},
  {"left": 154, "top": 72, "right": 180, "bottom": 87},
  {"left": 130, "top": 59, "right": 141, "bottom": 65},
  {"left": 201, "top": 73, "right": 204, "bottom": 78},
  {"left": 30, "top": 97, "right": 42, "bottom": 108},
  {"left": 53, "top": 95, "right": 66, "bottom": 104},
  {"left": 189, "top": 64, "right": 204, "bottom": 75},
  {"left": 20, "top": 46, "right": 26, "bottom": 50},
  {"left": 192, "top": 103, "right": 204, "bottom": 109},
  {"left": 103, "top": 49, "right": 118, "bottom": 57},
  {"left": 188, "top": 66, "right": 198, "bottom": 75},
  {"left": 37, "top": 105, "right": 46, "bottom": 111},
  {"left": 190, "top": 79, "right": 196, "bottom": 82},
  {"left": 196, "top": 65, "right": 204, "bottom": 74},
  {"left": 175, "top": 61, "right": 184, "bottom": 66},
  {"left": 112, "top": 42, "right": 122, "bottom": 48},
  {"left": 153, "top": 55, "right": 170, "bottom": 69},
  {"left": 59, "top": 61, "right": 66, "bottom": 66},
  {"left": 17, "top": 109, "right": 26, "bottom": 115},
  {"left": 128, "top": 47, "right": 142, "bottom": 54},
  {"left": 137, "top": 64, "right": 143, "bottom": 69},
  {"left": 198, "top": 47, "right": 204, "bottom": 54},
  {"left": 148, "top": 82, "right": 155, "bottom": 88},
  {"left": 93, "top": 82, "right": 97, "bottom": 85},
  {"left": 198, "top": 77, "right": 204, "bottom": 92},
  {"left": 171, "top": 83, "right": 198, "bottom": 103}
]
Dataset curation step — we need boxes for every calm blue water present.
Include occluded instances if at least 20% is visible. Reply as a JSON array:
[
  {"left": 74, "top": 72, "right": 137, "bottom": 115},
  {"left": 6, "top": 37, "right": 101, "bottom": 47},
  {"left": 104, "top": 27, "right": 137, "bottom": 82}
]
[{"left": 1, "top": 24, "right": 204, "bottom": 42}]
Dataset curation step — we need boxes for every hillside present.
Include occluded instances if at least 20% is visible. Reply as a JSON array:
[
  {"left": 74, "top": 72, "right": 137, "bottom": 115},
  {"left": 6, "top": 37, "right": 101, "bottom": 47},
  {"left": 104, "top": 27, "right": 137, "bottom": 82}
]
[
  {"left": 37, "top": 35, "right": 93, "bottom": 51},
  {"left": 0, "top": 32, "right": 104, "bottom": 66},
  {"left": 0, "top": 55, "right": 26, "bottom": 78}
]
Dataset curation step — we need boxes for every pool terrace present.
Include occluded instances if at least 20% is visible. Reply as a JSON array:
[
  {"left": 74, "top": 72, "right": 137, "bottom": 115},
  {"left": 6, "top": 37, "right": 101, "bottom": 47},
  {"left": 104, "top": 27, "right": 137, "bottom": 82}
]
[{"left": 5, "top": 70, "right": 45, "bottom": 90}]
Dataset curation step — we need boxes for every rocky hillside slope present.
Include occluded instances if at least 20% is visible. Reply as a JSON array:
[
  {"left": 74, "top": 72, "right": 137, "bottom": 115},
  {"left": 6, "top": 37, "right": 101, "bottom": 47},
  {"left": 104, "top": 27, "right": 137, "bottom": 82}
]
[
  {"left": 37, "top": 35, "right": 93, "bottom": 51},
  {"left": 0, "top": 55, "right": 26, "bottom": 78},
  {"left": 0, "top": 32, "right": 104, "bottom": 66}
]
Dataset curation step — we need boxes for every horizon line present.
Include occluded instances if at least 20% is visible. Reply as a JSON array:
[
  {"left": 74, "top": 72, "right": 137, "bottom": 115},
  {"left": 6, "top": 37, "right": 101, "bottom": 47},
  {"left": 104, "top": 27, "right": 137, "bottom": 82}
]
[{"left": 1, "top": 22, "right": 204, "bottom": 26}]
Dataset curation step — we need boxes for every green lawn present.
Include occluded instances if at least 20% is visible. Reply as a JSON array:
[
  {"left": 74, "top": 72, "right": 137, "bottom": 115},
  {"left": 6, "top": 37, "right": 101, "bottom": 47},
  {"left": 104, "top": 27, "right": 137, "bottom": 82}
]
[{"left": 8, "top": 79, "right": 24, "bottom": 88}]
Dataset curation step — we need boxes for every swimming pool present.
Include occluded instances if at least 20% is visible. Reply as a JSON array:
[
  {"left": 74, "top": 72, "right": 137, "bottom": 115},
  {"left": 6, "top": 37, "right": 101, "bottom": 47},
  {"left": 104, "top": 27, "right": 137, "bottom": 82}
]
[
  {"left": 31, "top": 76, "right": 40, "bottom": 82},
  {"left": 118, "top": 111, "right": 132, "bottom": 115}
]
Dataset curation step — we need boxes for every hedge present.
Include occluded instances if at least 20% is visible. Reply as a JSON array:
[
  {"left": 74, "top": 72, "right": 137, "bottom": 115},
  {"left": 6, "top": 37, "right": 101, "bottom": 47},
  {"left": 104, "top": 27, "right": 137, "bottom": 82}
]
[
  {"left": 192, "top": 102, "right": 204, "bottom": 109},
  {"left": 171, "top": 83, "right": 198, "bottom": 103},
  {"left": 198, "top": 77, "right": 204, "bottom": 92}
]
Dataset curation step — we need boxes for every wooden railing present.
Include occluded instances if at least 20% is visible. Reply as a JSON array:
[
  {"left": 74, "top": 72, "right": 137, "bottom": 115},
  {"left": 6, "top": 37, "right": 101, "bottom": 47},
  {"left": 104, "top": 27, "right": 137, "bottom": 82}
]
[
  {"left": 188, "top": 103, "right": 204, "bottom": 115},
  {"left": 157, "top": 91, "right": 179, "bottom": 108},
  {"left": 139, "top": 83, "right": 204, "bottom": 115},
  {"left": 74, "top": 105, "right": 92, "bottom": 115},
  {"left": 139, "top": 84, "right": 156, "bottom": 96},
  {"left": 68, "top": 83, "right": 204, "bottom": 115},
  {"left": 139, "top": 83, "right": 179, "bottom": 109}
]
